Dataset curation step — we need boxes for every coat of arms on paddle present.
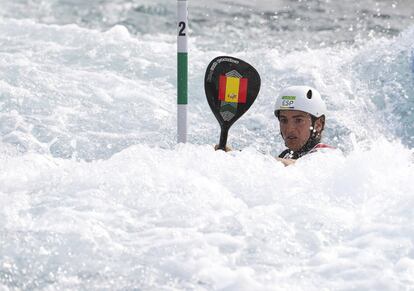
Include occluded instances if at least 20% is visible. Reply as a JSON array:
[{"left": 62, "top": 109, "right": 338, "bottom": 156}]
[{"left": 204, "top": 56, "right": 261, "bottom": 150}]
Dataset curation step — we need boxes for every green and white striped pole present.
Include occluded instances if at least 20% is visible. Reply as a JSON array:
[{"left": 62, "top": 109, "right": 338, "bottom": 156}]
[{"left": 177, "top": 0, "right": 188, "bottom": 143}]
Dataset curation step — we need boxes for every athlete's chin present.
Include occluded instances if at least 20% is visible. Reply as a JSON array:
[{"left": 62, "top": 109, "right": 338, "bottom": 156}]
[{"left": 285, "top": 140, "right": 305, "bottom": 152}]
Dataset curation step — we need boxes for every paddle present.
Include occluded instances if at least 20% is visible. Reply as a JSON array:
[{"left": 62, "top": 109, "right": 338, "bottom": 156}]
[{"left": 204, "top": 56, "right": 261, "bottom": 150}]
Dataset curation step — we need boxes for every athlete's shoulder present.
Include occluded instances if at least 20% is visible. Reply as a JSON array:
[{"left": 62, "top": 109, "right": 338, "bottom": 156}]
[
  {"left": 309, "top": 143, "right": 335, "bottom": 153},
  {"left": 313, "top": 143, "right": 335, "bottom": 150}
]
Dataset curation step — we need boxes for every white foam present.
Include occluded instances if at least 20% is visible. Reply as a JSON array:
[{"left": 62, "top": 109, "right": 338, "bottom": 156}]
[{"left": 1, "top": 139, "right": 414, "bottom": 289}]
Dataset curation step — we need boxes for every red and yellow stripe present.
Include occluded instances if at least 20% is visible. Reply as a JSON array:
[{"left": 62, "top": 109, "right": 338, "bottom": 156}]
[{"left": 218, "top": 75, "right": 248, "bottom": 103}]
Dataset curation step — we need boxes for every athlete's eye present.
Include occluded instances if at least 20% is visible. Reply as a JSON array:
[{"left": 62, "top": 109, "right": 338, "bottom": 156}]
[
  {"left": 279, "top": 118, "right": 288, "bottom": 124},
  {"left": 294, "top": 118, "right": 304, "bottom": 124}
]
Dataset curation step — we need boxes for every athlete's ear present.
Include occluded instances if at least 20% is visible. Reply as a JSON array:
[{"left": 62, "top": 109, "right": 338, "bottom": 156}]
[{"left": 315, "top": 116, "right": 325, "bottom": 133}]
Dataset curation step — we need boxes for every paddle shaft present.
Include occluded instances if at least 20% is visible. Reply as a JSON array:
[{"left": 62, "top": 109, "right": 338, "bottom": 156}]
[{"left": 218, "top": 125, "right": 229, "bottom": 150}]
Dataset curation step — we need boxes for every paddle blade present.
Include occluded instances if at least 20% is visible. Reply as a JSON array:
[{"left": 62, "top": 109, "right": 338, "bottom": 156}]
[{"left": 204, "top": 56, "right": 261, "bottom": 131}]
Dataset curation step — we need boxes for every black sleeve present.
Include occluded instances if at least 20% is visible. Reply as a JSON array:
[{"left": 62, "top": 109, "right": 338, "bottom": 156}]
[{"left": 278, "top": 149, "right": 290, "bottom": 159}]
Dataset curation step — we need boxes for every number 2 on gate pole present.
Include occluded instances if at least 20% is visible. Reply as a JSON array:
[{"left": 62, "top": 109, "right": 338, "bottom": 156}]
[{"left": 177, "top": 0, "right": 188, "bottom": 143}]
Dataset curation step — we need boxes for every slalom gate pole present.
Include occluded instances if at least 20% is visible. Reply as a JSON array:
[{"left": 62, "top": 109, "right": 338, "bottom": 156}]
[{"left": 177, "top": 0, "right": 188, "bottom": 143}]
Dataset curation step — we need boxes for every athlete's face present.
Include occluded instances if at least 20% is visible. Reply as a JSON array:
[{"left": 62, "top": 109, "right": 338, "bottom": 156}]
[{"left": 278, "top": 110, "right": 315, "bottom": 152}]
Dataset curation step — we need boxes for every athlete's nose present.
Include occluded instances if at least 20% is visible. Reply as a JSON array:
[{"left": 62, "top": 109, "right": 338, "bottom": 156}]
[{"left": 284, "top": 120, "right": 296, "bottom": 134}]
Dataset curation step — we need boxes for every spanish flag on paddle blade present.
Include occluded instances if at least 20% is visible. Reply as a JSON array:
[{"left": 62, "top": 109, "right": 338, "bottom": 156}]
[{"left": 218, "top": 75, "right": 248, "bottom": 103}]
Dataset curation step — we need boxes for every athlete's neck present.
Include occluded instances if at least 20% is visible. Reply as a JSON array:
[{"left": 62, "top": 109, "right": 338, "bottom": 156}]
[{"left": 286, "top": 136, "right": 321, "bottom": 159}]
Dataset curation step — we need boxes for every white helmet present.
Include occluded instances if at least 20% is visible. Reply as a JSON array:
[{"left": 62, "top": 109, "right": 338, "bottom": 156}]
[{"left": 274, "top": 86, "right": 327, "bottom": 118}]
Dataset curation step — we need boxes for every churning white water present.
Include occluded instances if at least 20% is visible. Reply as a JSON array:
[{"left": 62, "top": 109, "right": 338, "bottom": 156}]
[{"left": 1, "top": 0, "right": 414, "bottom": 290}]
